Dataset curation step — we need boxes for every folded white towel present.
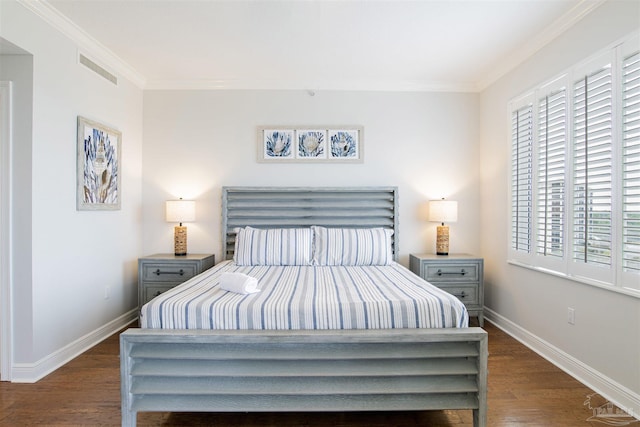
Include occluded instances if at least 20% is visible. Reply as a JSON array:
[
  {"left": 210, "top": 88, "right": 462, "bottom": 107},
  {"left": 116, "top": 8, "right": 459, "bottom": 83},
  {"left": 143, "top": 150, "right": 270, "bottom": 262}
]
[{"left": 219, "top": 272, "right": 260, "bottom": 294}]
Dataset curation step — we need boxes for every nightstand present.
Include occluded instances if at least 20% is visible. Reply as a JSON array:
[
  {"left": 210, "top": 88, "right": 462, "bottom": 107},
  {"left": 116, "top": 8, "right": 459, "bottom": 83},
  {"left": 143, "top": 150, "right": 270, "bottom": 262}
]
[
  {"left": 409, "top": 253, "right": 484, "bottom": 327},
  {"left": 138, "top": 253, "right": 215, "bottom": 312}
]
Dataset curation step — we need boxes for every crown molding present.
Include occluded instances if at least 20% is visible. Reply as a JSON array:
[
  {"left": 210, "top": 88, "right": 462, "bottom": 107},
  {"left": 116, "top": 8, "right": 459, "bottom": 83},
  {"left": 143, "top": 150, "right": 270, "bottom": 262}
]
[
  {"left": 475, "top": 0, "right": 606, "bottom": 91},
  {"left": 144, "top": 78, "right": 479, "bottom": 93},
  {"left": 17, "top": 0, "right": 146, "bottom": 89}
]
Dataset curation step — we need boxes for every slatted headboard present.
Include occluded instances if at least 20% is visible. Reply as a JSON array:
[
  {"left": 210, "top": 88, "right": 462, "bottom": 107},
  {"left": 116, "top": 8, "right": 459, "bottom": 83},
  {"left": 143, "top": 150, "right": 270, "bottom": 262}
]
[{"left": 222, "top": 186, "right": 399, "bottom": 261}]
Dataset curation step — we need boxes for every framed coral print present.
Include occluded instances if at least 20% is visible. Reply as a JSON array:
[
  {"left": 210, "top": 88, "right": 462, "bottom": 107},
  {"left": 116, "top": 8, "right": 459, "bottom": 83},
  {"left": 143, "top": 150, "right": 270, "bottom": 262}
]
[
  {"left": 261, "top": 129, "right": 294, "bottom": 160},
  {"left": 329, "top": 129, "right": 360, "bottom": 160},
  {"left": 77, "top": 116, "right": 121, "bottom": 210},
  {"left": 296, "top": 129, "right": 327, "bottom": 159},
  {"left": 258, "top": 126, "right": 363, "bottom": 163}
]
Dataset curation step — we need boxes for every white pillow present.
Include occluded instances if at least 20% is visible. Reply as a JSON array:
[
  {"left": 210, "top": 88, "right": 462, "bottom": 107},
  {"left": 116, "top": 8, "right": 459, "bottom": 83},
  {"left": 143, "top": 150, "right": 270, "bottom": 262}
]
[
  {"left": 312, "top": 226, "right": 394, "bottom": 266},
  {"left": 234, "top": 227, "right": 313, "bottom": 266}
]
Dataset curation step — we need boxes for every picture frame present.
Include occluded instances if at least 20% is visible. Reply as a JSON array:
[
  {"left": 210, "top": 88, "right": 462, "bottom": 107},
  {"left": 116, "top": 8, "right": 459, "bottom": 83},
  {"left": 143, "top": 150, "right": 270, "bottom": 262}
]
[
  {"left": 258, "top": 126, "right": 363, "bottom": 163},
  {"left": 77, "top": 116, "right": 121, "bottom": 210},
  {"left": 328, "top": 129, "right": 360, "bottom": 160},
  {"left": 296, "top": 129, "right": 327, "bottom": 160},
  {"left": 261, "top": 129, "right": 294, "bottom": 160}
]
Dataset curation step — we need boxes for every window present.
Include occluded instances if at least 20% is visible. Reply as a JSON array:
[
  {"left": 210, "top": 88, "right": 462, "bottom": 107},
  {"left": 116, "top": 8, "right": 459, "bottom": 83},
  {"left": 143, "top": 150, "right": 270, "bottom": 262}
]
[{"left": 508, "top": 33, "right": 640, "bottom": 294}]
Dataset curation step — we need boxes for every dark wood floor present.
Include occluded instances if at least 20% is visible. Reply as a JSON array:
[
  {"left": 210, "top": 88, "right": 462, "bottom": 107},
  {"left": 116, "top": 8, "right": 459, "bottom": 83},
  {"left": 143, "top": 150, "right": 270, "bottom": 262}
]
[{"left": 0, "top": 321, "right": 635, "bottom": 426}]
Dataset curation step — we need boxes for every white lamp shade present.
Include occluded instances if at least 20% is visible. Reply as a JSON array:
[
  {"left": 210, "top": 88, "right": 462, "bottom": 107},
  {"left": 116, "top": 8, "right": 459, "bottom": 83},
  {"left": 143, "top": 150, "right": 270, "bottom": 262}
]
[
  {"left": 165, "top": 200, "right": 196, "bottom": 223},
  {"left": 428, "top": 200, "right": 458, "bottom": 223}
]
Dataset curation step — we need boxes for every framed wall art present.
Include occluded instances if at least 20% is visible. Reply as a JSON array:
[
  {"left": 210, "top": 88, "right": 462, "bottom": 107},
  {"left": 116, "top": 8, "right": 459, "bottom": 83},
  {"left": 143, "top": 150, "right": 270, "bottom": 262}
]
[
  {"left": 328, "top": 129, "right": 360, "bottom": 160},
  {"left": 77, "top": 116, "right": 121, "bottom": 210},
  {"left": 261, "top": 129, "right": 294, "bottom": 160},
  {"left": 296, "top": 129, "right": 327, "bottom": 160},
  {"left": 258, "top": 126, "right": 363, "bottom": 163}
]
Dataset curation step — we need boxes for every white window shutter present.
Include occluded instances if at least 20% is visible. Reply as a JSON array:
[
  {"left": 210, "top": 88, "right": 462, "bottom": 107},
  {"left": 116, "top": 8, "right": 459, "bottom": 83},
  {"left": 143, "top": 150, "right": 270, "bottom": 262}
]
[
  {"left": 511, "top": 103, "right": 534, "bottom": 253},
  {"left": 537, "top": 88, "right": 567, "bottom": 258},
  {"left": 622, "top": 51, "right": 640, "bottom": 275},
  {"left": 572, "top": 63, "right": 613, "bottom": 268}
]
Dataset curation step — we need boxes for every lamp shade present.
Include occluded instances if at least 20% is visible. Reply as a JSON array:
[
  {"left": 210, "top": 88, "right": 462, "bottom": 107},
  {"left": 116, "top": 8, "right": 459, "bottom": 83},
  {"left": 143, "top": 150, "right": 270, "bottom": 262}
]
[
  {"left": 428, "top": 200, "right": 458, "bottom": 223},
  {"left": 165, "top": 199, "right": 196, "bottom": 223}
]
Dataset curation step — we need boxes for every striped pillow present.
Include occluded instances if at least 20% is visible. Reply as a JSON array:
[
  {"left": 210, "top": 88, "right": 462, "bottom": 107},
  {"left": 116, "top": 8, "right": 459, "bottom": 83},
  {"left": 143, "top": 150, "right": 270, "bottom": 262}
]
[
  {"left": 234, "top": 227, "right": 313, "bottom": 266},
  {"left": 312, "top": 226, "right": 394, "bottom": 266}
]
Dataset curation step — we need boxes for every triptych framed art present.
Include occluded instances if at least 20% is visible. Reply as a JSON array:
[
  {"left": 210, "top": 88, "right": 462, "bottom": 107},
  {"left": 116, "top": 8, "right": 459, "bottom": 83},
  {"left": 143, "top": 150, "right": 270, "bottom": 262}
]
[{"left": 258, "top": 126, "right": 363, "bottom": 163}]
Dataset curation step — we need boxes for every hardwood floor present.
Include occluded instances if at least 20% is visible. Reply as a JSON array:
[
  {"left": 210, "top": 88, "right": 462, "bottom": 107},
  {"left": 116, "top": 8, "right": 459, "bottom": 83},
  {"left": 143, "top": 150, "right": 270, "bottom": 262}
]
[{"left": 0, "top": 321, "right": 636, "bottom": 426}]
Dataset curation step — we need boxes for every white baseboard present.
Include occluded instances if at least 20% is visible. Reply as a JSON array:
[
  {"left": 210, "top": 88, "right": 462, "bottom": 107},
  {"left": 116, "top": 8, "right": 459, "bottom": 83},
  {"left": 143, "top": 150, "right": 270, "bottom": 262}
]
[
  {"left": 11, "top": 309, "right": 137, "bottom": 383},
  {"left": 484, "top": 307, "right": 639, "bottom": 420}
]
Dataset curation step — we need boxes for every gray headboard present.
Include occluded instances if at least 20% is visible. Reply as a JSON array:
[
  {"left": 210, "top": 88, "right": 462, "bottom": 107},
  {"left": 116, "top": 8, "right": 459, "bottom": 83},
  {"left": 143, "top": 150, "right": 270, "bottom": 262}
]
[{"left": 222, "top": 186, "right": 399, "bottom": 261}]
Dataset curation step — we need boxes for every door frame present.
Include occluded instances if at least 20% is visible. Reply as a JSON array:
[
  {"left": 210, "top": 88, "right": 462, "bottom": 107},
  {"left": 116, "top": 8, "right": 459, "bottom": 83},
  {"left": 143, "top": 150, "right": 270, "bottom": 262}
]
[{"left": 0, "top": 80, "right": 13, "bottom": 381}]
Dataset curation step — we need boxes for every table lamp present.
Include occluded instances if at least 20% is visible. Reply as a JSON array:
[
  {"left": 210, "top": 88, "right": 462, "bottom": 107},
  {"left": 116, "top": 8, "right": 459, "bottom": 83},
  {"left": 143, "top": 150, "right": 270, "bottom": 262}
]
[
  {"left": 428, "top": 199, "right": 458, "bottom": 255},
  {"left": 165, "top": 198, "right": 196, "bottom": 256}
]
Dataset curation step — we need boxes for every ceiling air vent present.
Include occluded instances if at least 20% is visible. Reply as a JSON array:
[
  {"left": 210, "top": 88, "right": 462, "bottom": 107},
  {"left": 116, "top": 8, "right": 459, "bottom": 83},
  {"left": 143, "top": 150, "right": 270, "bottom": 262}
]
[{"left": 79, "top": 53, "right": 118, "bottom": 85}]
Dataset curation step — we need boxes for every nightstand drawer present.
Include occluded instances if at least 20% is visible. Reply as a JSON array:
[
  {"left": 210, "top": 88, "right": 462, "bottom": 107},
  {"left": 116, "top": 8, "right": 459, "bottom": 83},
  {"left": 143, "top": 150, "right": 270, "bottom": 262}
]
[
  {"left": 424, "top": 263, "right": 479, "bottom": 282},
  {"left": 438, "top": 284, "right": 479, "bottom": 306},
  {"left": 141, "top": 263, "right": 198, "bottom": 282},
  {"left": 142, "top": 285, "right": 175, "bottom": 304}
]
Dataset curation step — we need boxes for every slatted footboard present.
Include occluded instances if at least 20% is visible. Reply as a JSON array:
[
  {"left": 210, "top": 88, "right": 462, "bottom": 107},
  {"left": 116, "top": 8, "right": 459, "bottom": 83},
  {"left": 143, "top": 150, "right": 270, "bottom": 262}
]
[{"left": 120, "top": 327, "right": 488, "bottom": 427}]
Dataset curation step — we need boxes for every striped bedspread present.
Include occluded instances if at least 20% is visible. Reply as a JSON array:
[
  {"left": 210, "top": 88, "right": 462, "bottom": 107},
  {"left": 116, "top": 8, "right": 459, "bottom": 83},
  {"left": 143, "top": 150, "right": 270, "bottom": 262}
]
[{"left": 140, "top": 260, "right": 469, "bottom": 330}]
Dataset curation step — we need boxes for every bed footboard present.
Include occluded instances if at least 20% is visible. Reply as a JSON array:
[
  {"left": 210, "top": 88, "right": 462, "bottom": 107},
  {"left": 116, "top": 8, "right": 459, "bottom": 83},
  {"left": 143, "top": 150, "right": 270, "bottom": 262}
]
[{"left": 120, "top": 327, "right": 488, "bottom": 427}]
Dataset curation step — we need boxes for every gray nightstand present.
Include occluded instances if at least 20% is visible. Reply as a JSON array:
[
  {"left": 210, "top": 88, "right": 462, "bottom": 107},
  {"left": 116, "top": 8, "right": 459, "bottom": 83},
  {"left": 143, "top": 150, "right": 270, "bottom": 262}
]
[
  {"left": 138, "top": 253, "right": 215, "bottom": 312},
  {"left": 409, "top": 253, "right": 484, "bottom": 327}
]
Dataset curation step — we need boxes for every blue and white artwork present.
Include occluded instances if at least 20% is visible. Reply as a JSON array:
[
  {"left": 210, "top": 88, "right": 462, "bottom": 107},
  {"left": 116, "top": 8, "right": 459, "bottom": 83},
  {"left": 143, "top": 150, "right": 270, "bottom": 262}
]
[
  {"left": 77, "top": 117, "right": 121, "bottom": 210},
  {"left": 296, "top": 130, "right": 326, "bottom": 159},
  {"left": 258, "top": 126, "right": 362, "bottom": 163},
  {"left": 329, "top": 130, "right": 359, "bottom": 159},
  {"left": 263, "top": 129, "right": 294, "bottom": 159}
]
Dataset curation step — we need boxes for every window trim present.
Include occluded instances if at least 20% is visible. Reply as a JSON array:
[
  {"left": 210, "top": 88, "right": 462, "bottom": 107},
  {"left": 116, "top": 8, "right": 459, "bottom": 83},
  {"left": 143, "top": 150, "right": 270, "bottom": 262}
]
[{"left": 508, "top": 259, "right": 640, "bottom": 299}]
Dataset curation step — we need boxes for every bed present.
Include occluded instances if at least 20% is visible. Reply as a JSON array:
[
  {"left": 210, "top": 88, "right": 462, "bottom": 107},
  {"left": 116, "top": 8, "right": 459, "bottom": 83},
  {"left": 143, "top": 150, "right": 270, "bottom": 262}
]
[{"left": 120, "top": 187, "right": 488, "bottom": 426}]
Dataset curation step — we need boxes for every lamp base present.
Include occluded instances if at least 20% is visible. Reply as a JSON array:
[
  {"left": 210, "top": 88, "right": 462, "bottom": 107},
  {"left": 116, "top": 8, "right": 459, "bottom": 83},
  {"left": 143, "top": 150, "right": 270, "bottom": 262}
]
[
  {"left": 436, "top": 225, "right": 449, "bottom": 256},
  {"left": 174, "top": 225, "right": 187, "bottom": 256}
]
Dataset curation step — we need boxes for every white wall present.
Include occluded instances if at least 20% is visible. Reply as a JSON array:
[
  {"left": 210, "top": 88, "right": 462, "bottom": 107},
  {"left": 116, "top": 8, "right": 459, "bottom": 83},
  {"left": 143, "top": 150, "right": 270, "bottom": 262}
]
[
  {"left": 142, "top": 90, "right": 481, "bottom": 264},
  {"left": 479, "top": 0, "right": 639, "bottom": 414},
  {"left": 0, "top": 0, "right": 143, "bottom": 378}
]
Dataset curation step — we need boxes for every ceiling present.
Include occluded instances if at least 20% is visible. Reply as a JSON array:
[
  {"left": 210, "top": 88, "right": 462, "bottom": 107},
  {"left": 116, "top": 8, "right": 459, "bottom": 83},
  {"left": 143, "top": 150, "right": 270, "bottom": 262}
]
[{"left": 42, "top": 0, "right": 605, "bottom": 92}]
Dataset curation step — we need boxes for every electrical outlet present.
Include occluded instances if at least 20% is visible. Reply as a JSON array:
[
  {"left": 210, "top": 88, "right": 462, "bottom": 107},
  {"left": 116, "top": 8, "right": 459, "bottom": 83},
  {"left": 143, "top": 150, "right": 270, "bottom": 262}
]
[
  {"left": 104, "top": 286, "right": 110, "bottom": 300},
  {"left": 567, "top": 307, "right": 575, "bottom": 325}
]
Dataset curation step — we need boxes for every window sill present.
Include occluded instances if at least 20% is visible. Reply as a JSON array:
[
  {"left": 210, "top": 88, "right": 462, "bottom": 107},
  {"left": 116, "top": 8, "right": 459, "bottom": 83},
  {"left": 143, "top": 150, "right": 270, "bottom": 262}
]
[{"left": 507, "top": 259, "right": 640, "bottom": 299}]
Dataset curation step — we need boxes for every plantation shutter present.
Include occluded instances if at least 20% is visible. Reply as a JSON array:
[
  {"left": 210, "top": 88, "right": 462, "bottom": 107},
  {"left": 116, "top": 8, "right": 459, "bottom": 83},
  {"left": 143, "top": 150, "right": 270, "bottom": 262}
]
[
  {"left": 572, "top": 63, "right": 613, "bottom": 267},
  {"left": 622, "top": 51, "right": 640, "bottom": 273},
  {"left": 537, "top": 89, "right": 566, "bottom": 258},
  {"left": 511, "top": 103, "right": 533, "bottom": 253}
]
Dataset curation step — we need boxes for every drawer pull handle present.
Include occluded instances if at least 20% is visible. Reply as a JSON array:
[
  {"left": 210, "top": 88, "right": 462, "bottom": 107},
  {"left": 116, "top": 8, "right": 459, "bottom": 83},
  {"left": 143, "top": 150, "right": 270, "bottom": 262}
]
[
  {"left": 453, "top": 291, "right": 467, "bottom": 299},
  {"left": 154, "top": 269, "right": 185, "bottom": 276},
  {"left": 436, "top": 269, "right": 466, "bottom": 276}
]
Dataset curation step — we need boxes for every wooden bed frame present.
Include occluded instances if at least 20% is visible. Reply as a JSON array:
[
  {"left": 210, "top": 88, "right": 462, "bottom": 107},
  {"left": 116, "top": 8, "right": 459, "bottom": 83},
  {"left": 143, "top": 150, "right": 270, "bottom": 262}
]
[{"left": 120, "top": 187, "right": 488, "bottom": 426}]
